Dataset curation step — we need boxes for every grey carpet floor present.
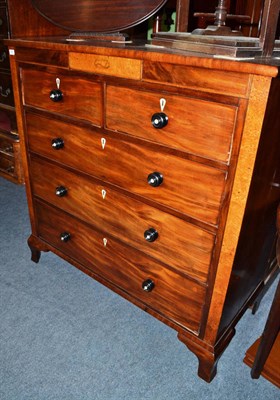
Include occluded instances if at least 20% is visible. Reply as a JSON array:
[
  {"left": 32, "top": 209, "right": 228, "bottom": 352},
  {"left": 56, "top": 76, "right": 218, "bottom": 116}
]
[{"left": 0, "top": 176, "right": 279, "bottom": 400}]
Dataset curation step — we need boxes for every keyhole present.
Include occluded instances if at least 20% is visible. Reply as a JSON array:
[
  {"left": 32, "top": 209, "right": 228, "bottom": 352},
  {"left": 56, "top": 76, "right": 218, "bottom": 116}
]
[
  {"left": 160, "top": 98, "right": 166, "bottom": 112},
  {"left": 101, "top": 138, "right": 106, "bottom": 150}
]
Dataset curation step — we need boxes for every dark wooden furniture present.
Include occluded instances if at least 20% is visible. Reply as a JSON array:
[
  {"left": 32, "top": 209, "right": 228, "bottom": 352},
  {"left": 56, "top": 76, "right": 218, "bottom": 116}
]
[
  {"left": 152, "top": 0, "right": 280, "bottom": 57},
  {"left": 5, "top": 0, "right": 280, "bottom": 385},
  {"left": 0, "top": 0, "right": 23, "bottom": 183},
  {"left": 244, "top": 206, "right": 280, "bottom": 388},
  {"left": 244, "top": 279, "right": 280, "bottom": 388}
]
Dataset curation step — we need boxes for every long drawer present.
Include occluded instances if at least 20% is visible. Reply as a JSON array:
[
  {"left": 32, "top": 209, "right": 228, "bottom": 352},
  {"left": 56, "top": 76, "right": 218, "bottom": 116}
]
[
  {"left": 21, "top": 68, "right": 102, "bottom": 126},
  {"left": 26, "top": 112, "right": 227, "bottom": 226},
  {"left": 34, "top": 199, "right": 206, "bottom": 333},
  {"left": 30, "top": 157, "right": 215, "bottom": 283},
  {"left": 106, "top": 85, "right": 238, "bottom": 163}
]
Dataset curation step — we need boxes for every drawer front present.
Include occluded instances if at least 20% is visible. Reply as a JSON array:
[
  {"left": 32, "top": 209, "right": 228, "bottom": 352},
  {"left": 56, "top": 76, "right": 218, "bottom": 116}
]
[
  {"left": 35, "top": 200, "right": 206, "bottom": 333},
  {"left": 0, "top": 45, "right": 9, "bottom": 70},
  {"left": 26, "top": 113, "right": 226, "bottom": 225},
  {"left": 69, "top": 52, "right": 142, "bottom": 80},
  {"left": 0, "top": 6, "right": 8, "bottom": 38},
  {"left": 142, "top": 61, "right": 250, "bottom": 97},
  {"left": 30, "top": 157, "right": 215, "bottom": 282},
  {"left": 106, "top": 85, "right": 237, "bottom": 163},
  {"left": 0, "top": 71, "right": 13, "bottom": 106},
  {"left": 21, "top": 69, "right": 102, "bottom": 126}
]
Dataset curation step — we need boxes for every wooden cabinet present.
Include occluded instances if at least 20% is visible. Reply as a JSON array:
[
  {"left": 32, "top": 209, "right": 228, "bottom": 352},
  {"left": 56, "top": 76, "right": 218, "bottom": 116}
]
[
  {"left": 6, "top": 38, "right": 280, "bottom": 383},
  {"left": 0, "top": 0, "right": 23, "bottom": 183}
]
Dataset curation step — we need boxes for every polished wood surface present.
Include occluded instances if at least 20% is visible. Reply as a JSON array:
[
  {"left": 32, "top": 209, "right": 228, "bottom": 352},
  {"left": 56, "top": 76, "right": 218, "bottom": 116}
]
[
  {"left": 106, "top": 85, "right": 237, "bottom": 163},
  {"left": 29, "top": 156, "right": 215, "bottom": 283},
  {"left": 22, "top": 68, "right": 103, "bottom": 126},
  {"left": 25, "top": 112, "right": 227, "bottom": 226},
  {"left": 7, "top": 35, "right": 280, "bottom": 384},
  {"left": 69, "top": 52, "right": 142, "bottom": 80},
  {"left": 142, "top": 60, "right": 251, "bottom": 97},
  {"left": 35, "top": 199, "right": 206, "bottom": 332}
]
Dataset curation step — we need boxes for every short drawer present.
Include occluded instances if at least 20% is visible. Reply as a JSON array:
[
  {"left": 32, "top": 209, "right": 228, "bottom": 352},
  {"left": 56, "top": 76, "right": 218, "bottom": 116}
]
[
  {"left": 0, "top": 71, "right": 14, "bottom": 106},
  {"left": 30, "top": 157, "right": 215, "bottom": 282},
  {"left": 21, "top": 68, "right": 102, "bottom": 126},
  {"left": 35, "top": 200, "right": 206, "bottom": 333},
  {"left": 0, "top": 45, "right": 9, "bottom": 70},
  {"left": 26, "top": 113, "right": 227, "bottom": 226},
  {"left": 0, "top": 6, "right": 8, "bottom": 38},
  {"left": 106, "top": 85, "right": 237, "bottom": 163}
]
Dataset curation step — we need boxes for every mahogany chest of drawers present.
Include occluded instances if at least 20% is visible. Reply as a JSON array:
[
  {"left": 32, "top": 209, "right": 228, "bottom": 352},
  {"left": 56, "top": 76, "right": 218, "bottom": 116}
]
[{"left": 6, "top": 38, "right": 280, "bottom": 382}]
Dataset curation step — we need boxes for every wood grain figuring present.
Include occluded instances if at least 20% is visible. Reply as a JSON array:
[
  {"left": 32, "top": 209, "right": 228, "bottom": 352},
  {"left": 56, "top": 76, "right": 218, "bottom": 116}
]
[
  {"left": 34, "top": 200, "right": 206, "bottom": 333},
  {"left": 7, "top": 35, "right": 279, "bottom": 383},
  {"left": 106, "top": 85, "right": 237, "bottom": 163},
  {"left": 12, "top": 140, "right": 24, "bottom": 183},
  {"left": 204, "top": 75, "right": 273, "bottom": 344},
  {"left": 143, "top": 61, "right": 251, "bottom": 97},
  {"left": 69, "top": 52, "right": 142, "bottom": 80},
  {"left": 6, "top": 37, "right": 279, "bottom": 78},
  {"left": 30, "top": 156, "right": 215, "bottom": 283},
  {"left": 21, "top": 68, "right": 102, "bottom": 126},
  {"left": 15, "top": 48, "right": 69, "bottom": 67},
  {"left": 25, "top": 112, "right": 227, "bottom": 226}
]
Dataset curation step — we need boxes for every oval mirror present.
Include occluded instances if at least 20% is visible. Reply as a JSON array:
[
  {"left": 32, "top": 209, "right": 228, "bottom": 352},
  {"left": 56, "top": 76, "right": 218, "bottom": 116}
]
[{"left": 31, "top": 0, "right": 168, "bottom": 33}]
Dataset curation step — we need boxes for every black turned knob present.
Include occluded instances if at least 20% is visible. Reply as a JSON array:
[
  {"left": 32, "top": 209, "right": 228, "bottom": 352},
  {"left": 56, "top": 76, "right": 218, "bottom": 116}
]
[
  {"left": 50, "top": 89, "right": 63, "bottom": 102},
  {"left": 55, "top": 186, "right": 68, "bottom": 197},
  {"left": 51, "top": 138, "right": 64, "bottom": 150},
  {"left": 147, "top": 172, "right": 163, "bottom": 187},
  {"left": 60, "top": 232, "right": 71, "bottom": 242},
  {"left": 144, "top": 228, "right": 158, "bottom": 243},
  {"left": 151, "top": 112, "right": 168, "bottom": 129},
  {"left": 142, "top": 279, "right": 155, "bottom": 292}
]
